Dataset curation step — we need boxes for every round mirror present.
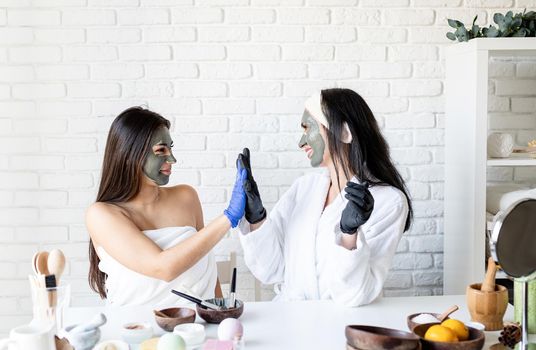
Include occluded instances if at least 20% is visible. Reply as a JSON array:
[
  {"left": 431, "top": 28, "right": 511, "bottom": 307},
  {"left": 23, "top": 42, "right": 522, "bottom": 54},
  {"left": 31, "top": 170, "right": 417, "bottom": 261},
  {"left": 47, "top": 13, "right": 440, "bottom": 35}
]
[{"left": 492, "top": 199, "right": 536, "bottom": 279}]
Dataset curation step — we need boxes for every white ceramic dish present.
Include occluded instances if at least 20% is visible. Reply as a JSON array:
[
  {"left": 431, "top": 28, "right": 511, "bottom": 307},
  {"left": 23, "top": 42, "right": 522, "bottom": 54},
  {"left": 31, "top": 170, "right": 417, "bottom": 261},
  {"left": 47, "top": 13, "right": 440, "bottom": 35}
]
[
  {"left": 464, "top": 321, "right": 485, "bottom": 331},
  {"left": 173, "top": 323, "right": 205, "bottom": 348},
  {"left": 121, "top": 322, "right": 153, "bottom": 344},
  {"left": 93, "top": 339, "right": 130, "bottom": 350}
]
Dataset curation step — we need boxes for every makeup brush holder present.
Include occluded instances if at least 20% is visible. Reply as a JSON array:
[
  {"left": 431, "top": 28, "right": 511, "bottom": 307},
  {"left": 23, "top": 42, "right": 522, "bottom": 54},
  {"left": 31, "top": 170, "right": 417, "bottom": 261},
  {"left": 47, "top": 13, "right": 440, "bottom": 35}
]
[
  {"left": 30, "top": 283, "right": 71, "bottom": 332},
  {"left": 466, "top": 283, "right": 508, "bottom": 331}
]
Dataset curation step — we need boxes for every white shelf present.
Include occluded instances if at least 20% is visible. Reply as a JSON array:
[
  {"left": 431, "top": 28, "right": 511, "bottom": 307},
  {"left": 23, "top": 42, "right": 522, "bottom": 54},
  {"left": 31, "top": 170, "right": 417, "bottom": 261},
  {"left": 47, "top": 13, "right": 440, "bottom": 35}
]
[
  {"left": 447, "top": 37, "right": 536, "bottom": 55},
  {"left": 444, "top": 38, "right": 536, "bottom": 294},
  {"left": 487, "top": 157, "right": 536, "bottom": 166}
]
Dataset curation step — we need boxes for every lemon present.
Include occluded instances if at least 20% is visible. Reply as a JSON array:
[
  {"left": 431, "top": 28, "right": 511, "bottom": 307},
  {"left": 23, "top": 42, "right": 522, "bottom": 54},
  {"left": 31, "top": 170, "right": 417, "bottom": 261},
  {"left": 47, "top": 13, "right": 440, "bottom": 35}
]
[
  {"left": 424, "top": 325, "right": 459, "bottom": 342},
  {"left": 441, "top": 319, "right": 469, "bottom": 341}
]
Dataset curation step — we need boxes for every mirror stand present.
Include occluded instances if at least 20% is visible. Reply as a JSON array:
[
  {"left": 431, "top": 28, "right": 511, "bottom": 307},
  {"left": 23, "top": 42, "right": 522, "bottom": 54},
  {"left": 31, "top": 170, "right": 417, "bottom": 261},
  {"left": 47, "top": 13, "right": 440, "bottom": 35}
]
[
  {"left": 517, "top": 272, "right": 536, "bottom": 350},
  {"left": 492, "top": 199, "right": 536, "bottom": 350}
]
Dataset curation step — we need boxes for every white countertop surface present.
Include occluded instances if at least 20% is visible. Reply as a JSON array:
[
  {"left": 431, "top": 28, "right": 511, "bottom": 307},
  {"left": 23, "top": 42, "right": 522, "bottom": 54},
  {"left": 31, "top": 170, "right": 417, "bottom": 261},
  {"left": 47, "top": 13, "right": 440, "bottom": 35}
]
[{"left": 65, "top": 295, "right": 519, "bottom": 350}]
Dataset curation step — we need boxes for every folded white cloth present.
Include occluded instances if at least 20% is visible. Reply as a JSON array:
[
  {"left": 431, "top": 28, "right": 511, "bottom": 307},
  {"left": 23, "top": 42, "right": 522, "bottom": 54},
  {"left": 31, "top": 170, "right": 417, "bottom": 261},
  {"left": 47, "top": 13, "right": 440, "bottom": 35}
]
[
  {"left": 97, "top": 226, "right": 217, "bottom": 309},
  {"left": 486, "top": 185, "right": 532, "bottom": 214}
]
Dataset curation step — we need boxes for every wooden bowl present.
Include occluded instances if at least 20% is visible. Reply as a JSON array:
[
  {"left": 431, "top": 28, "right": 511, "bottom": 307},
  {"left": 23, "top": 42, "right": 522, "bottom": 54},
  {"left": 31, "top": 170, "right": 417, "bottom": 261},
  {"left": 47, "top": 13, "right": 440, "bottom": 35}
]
[
  {"left": 345, "top": 325, "right": 421, "bottom": 350},
  {"left": 196, "top": 298, "right": 244, "bottom": 324},
  {"left": 407, "top": 313, "right": 448, "bottom": 331},
  {"left": 154, "top": 307, "right": 196, "bottom": 332},
  {"left": 347, "top": 344, "right": 422, "bottom": 350},
  {"left": 412, "top": 323, "right": 485, "bottom": 350}
]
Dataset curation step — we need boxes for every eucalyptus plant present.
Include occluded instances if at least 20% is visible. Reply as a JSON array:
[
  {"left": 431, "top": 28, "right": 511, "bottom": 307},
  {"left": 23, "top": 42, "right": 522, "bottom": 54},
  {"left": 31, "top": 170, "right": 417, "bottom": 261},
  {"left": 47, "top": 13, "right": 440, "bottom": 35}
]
[{"left": 446, "top": 10, "right": 536, "bottom": 42}]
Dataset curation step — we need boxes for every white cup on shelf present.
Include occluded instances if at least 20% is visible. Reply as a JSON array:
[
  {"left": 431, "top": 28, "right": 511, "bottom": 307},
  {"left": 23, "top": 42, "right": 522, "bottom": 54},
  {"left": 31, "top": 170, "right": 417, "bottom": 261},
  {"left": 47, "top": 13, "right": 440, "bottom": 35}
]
[{"left": 487, "top": 132, "right": 514, "bottom": 158}]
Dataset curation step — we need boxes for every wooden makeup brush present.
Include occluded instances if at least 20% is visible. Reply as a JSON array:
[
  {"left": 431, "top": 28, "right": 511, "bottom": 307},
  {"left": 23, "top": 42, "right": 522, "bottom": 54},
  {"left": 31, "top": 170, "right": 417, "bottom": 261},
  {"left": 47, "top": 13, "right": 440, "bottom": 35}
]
[
  {"left": 45, "top": 274, "right": 57, "bottom": 308},
  {"left": 47, "top": 249, "right": 66, "bottom": 285}
]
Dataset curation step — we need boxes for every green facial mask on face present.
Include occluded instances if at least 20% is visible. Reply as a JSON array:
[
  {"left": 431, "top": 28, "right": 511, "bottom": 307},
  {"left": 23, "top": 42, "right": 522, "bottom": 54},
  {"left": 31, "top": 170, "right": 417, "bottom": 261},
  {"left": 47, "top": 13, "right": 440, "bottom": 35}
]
[
  {"left": 142, "top": 127, "right": 177, "bottom": 186},
  {"left": 298, "top": 110, "right": 326, "bottom": 168}
]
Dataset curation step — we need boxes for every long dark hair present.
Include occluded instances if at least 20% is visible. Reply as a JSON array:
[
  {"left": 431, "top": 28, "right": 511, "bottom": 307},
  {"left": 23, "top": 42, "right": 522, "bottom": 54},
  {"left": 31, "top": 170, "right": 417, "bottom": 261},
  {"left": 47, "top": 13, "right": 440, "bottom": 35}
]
[
  {"left": 320, "top": 88, "right": 413, "bottom": 231},
  {"left": 88, "top": 106, "right": 171, "bottom": 299}
]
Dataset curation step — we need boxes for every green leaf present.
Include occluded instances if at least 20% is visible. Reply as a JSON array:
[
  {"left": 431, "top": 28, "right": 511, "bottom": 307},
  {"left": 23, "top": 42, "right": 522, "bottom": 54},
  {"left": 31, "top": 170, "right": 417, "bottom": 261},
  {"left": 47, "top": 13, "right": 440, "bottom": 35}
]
[
  {"left": 513, "top": 28, "right": 528, "bottom": 37},
  {"left": 455, "top": 26, "right": 469, "bottom": 41},
  {"left": 498, "top": 22, "right": 509, "bottom": 33},
  {"left": 447, "top": 10, "right": 536, "bottom": 42},
  {"left": 486, "top": 26, "right": 500, "bottom": 37},
  {"left": 525, "top": 11, "right": 536, "bottom": 18},
  {"left": 447, "top": 18, "right": 461, "bottom": 28},
  {"left": 528, "top": 21, "right": 536, "bottom": 33}
]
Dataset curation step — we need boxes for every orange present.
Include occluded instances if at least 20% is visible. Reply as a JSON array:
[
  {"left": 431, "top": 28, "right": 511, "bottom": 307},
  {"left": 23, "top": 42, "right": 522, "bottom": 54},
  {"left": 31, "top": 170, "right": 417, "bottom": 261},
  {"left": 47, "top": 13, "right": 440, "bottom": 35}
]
[
  {"left": 441, "top": 319, "right": 469, "bottom": 341},
  {"left": 424, "top": 325, "right": 459, "bottom": 342}
]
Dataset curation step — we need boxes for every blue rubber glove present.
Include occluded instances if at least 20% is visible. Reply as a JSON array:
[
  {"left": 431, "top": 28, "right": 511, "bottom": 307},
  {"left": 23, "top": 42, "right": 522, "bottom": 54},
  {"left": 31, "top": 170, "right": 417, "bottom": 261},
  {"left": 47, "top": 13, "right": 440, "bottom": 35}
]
[{"left": 224, "top": 164, "right": 247, "bottom": 228}]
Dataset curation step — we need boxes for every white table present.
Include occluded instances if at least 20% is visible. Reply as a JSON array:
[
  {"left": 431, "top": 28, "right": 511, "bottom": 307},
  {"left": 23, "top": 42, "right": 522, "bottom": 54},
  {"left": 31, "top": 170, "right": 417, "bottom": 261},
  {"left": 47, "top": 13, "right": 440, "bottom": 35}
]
[{"left": 65, "top": 295, "right": 517, "bottom": 350}]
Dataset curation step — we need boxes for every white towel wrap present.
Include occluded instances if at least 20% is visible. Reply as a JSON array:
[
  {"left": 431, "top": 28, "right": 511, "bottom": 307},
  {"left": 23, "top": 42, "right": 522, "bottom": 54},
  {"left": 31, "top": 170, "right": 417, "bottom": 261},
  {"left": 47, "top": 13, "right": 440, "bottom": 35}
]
[{"left": 97, "top": 226, "right": 217, "bottom": 309}]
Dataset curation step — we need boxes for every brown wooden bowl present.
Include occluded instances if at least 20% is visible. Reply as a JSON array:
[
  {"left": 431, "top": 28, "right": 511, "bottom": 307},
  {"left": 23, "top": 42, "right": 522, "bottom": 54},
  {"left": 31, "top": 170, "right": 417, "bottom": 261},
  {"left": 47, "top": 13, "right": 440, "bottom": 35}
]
[
  {"left": 154, "top": 307, "right": 196, "bottom": 332},
  {"left": 345, "top": 325, "right": 421, "bottom": 350},
  {"left": 346, "top": 344, "right": 422, "bottom": 350},
  {"left": 407, "top": 313, "right": 448, "bottom": 331},
  {"left": 412, "top": 323, "right": 485, "bottom": 350},
  {"left": 196, "top": 298, "right": 244, "bottom": 324}
]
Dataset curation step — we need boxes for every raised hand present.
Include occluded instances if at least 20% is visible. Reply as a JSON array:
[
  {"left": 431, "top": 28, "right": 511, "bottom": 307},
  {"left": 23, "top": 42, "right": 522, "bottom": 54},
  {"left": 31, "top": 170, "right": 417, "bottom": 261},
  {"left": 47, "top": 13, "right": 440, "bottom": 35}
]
[
  {"left": 223, "top": 163, "right": 247, "bottom": 228},
  {"left": 340, "top": 182, "right": 374, "bottom": 234},
  {"left": 237, "top": 148, "right": 267, "bottom": 224}
]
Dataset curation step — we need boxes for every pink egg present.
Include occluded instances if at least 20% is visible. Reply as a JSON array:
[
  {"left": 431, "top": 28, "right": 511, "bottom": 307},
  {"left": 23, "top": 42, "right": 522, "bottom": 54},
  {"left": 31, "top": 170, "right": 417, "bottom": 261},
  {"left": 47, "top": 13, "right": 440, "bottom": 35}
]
[{"left": 217, "top": 318, "right": 243, "bottom": 341}]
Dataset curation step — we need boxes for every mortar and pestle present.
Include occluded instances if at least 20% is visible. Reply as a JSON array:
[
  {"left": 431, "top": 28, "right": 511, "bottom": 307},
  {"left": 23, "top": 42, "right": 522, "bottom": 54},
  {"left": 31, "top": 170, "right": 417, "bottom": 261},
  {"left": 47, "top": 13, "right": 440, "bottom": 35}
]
[{"left": 466, "top": 257, "right": 509, "bottom": 331}]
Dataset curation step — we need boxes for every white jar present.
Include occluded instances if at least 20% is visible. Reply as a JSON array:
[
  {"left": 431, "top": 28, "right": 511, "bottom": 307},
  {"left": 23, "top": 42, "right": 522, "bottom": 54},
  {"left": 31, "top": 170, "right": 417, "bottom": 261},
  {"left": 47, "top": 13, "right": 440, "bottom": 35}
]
[{"left": 487, "top": 133, "right": 514, "bottom": 158}]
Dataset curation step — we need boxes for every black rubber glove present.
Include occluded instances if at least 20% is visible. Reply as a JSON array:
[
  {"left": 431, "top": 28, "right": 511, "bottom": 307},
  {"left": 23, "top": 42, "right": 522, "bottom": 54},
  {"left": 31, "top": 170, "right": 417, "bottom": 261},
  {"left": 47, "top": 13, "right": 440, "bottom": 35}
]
[
  {"left": 237, "top": 148, "right": 267, "bottom": 224},
  {"left": 340, "top": 181, "right": 374, "bottom": 234}
]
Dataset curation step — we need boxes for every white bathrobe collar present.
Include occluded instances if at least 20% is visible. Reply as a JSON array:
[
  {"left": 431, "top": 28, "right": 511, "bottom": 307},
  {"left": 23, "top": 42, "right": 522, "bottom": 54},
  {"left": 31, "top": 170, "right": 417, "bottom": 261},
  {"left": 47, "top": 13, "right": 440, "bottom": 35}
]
[{"left": 287, "top": 169, "right": 330, "bottom": 300}]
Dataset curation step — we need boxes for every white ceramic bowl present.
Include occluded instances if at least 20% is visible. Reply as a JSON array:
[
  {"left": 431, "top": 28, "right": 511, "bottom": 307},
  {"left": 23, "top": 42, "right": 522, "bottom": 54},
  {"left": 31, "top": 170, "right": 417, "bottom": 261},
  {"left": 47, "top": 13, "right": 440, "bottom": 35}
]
[
  {"left": 464, "top": 321, "right": 485, "bottom": 331},
  {"left": 173, "top": 323, "right": 205, "bottom": 347},
  {"left": 121, "top": 322, "right": 153, "bottom": 344}
]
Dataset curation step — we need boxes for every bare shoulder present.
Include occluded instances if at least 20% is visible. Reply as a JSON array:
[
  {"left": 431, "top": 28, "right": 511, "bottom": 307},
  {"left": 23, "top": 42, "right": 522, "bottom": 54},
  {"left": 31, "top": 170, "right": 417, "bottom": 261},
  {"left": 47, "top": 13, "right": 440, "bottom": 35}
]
[
  {"left": 165, "top": 184, "right": 200, "bottom": 205},
  {"left": 86, "top": 201, "right": 125, "bottom": 220},
  {"left": 86, "top": 202, "right": 131, "bottom": 238}
]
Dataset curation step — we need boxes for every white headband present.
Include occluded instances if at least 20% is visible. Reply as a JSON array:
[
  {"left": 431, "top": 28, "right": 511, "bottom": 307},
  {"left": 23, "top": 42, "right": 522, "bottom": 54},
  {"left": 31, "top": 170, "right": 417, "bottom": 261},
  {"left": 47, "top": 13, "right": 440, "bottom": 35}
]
[{"left": 304, "top": 93, "right": 352, "bottom": 144}]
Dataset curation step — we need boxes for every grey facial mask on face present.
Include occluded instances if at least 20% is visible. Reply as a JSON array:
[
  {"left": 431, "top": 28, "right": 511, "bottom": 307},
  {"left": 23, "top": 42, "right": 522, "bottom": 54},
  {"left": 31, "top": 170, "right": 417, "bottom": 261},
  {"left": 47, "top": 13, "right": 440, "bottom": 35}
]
[
  {"left": 142, "top": 127, "right": 176, "bottom": 186},
  {"left": 298, "top": 110, "right": 326, "bottom": 168}
]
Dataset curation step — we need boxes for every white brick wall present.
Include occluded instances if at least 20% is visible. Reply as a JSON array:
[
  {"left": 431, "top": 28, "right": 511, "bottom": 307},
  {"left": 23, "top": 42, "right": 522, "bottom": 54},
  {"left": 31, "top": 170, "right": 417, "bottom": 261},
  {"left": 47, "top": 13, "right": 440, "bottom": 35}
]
[
  {"left": 487, "top": 57, "right": 536, "bottom": 186},
  {"left": 0, "top": 0, "right": 531, "bottom": 334}
]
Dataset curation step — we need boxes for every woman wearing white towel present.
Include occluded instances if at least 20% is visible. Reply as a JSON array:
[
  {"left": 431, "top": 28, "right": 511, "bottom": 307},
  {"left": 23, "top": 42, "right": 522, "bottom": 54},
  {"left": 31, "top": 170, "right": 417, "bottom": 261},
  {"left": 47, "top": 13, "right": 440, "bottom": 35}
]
[
  {"left": 86, "top": 107, "right": 246, "bottom": 308},
  {"left": 237, "top": 88, "right": 413, "bottom": 307}
]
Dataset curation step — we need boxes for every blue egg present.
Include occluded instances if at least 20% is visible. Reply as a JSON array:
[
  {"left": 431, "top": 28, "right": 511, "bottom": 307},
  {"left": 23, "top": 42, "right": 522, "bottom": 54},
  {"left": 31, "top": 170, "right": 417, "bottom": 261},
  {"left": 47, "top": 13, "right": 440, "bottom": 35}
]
[{"left": 157, "top": 333, "right": 186, "bottom": 350}]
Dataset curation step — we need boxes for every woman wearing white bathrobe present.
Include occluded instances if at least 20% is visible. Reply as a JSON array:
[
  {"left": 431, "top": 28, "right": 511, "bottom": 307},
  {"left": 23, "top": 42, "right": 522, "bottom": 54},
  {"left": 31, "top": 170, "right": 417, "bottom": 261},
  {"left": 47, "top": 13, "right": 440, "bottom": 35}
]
[{"left": 237, "top": 88, "right": 413, "bottom": 307}]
